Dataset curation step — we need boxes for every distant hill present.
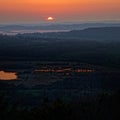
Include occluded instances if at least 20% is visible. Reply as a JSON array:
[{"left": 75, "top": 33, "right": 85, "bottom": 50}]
[
  {"left": 0, "top": 23, "right": 120, "bottom": 31},
  {"left": 0, "top": 27, "right": 120, "bottom": 68},
  {"left": 19, "top": 27, "right": 120, "bottom": 41}
]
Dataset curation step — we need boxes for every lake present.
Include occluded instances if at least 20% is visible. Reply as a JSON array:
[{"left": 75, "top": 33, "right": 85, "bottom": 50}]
[{"left": 0, "top": 70, "right": 17, "bottom": 80}]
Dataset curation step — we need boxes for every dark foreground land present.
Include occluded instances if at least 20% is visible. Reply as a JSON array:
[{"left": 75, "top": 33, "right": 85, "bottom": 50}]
[
  {"left": 1, "top": 89, "right": 120, "bottom": 120},
  {"left": 0, "top": 61, "right": 120, "bottom": 120},
  {"left": 0, "top": 27, "right": 120, "bottom": 120}
]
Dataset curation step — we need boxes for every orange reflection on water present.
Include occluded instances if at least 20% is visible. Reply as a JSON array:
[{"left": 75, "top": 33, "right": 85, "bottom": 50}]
[
  {"left": 0, "top": 71, "right": 17, "bottom": 80},
  {"left": 75, "top": 69, "right": 95, "bottom": 73},
  {"left": 35, "top": 68, "right": 72, "bottom": 73},
  {"left": 35, "top": 68, "right": 95, "bottom": 73}
]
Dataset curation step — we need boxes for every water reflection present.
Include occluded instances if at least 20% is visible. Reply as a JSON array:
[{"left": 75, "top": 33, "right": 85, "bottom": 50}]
[
  {"left": 0, "top": 71, "right": 17, "bottom": 80},
  {"left": 34, "top": 68, "right": 95, "bottom": 73}
]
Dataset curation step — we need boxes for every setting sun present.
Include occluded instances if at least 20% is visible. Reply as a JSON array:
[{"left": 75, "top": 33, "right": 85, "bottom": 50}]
[{"left": 47, "top": 17, "right": 54, "bottom": 21}]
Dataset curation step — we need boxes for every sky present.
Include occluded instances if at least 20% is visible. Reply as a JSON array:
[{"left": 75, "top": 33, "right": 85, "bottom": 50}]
[{"left": 0, "top": 0, "right": 120, "bottom": 24}]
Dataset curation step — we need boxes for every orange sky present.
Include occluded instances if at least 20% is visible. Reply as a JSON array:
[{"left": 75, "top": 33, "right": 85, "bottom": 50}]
[{"left": 0, "top": 0, "right": 120, "bottom": 23}]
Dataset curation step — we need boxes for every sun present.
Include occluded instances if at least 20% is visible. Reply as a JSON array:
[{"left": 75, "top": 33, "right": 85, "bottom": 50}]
[{"left": 47, "top": 17, "right": 54, "bottom": 21}]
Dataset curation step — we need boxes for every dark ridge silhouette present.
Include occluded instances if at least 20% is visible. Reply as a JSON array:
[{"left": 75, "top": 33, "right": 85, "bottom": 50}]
[
  {"left": 0, "top": 27, "right": 120, "bottom": 68},
  {"left": 0, "top": 90, "right": 120, "bottom": 120}
]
